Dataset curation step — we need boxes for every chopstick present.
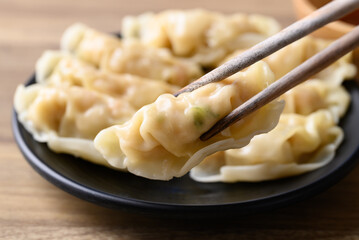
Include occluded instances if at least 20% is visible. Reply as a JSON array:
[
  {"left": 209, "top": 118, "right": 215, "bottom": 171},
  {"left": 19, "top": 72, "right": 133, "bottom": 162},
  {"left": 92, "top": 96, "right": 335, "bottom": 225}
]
[
  {"left": 172, "top": 0, "right": 359, "bottom": 141},
  {"left": 201, "top": 25, "right": 359, "bottom": 141},
  {"left": 175, "top": 0, "right": 359, "bottom": 96}
]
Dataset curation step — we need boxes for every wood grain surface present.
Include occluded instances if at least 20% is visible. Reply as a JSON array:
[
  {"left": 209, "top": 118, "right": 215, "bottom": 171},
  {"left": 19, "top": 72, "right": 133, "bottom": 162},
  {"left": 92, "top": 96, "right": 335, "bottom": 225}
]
[{"left": 1, "top": 0, "right": 359, "bottom": 239}]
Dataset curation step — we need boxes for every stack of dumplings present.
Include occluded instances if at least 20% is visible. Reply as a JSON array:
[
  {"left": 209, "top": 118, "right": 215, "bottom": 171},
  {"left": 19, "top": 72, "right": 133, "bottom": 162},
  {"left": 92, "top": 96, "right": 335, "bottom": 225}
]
[{"left": 14, "top": 9, "right": 357, "bottom": 182}]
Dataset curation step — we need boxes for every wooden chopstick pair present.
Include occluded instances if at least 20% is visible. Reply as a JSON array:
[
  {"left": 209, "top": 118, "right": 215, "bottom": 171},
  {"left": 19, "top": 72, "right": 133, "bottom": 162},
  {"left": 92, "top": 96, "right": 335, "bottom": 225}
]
[{"left": 174, "top": 0, "right": 359, "bottom": 141}]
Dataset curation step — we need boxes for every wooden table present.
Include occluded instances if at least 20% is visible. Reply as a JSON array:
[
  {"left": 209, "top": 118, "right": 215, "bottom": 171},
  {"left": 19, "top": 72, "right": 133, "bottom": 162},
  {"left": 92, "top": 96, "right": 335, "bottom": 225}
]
[{"left": 1, "top": 0, "right": 359, "bottom": 239}]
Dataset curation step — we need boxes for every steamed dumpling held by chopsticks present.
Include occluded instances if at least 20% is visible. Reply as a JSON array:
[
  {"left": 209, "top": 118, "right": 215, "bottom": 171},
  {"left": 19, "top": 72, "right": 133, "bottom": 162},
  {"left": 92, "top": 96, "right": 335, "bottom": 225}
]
[{"left": 94, "top": 61, "right": 284, "bottom": 180}]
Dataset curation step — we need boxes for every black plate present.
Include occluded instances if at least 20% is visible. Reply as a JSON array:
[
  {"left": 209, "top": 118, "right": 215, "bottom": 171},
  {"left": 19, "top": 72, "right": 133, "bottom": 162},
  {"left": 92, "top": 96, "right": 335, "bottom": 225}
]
[{"left": 12, "top": 75, "right": 359, "bottom": 218}]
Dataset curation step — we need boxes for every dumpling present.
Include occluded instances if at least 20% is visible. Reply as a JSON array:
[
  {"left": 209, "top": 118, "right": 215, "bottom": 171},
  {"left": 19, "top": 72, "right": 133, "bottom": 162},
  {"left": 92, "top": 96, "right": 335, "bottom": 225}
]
[
  {"left": 14, "top": 84, "right": 135, "bottom": 165},
  {"left": 61, "top": 23, "right": 203, "bottom": 86},
  {"left": 190, "top": 110, "right": 343, "bottom": 182},
  {"left": 94, "top": 61, "right": 284, "bottom": 180},
  {"left": 222, "top": 36, "right": 357, "bottom": 85},
  {"left": 61, "top": 23, "right": 121, "bottom": 67},
  {"left": 36, "top": 51, "right": 179, "bottom": 109},
  {"left": 101, "top": 40, "right": 203, "bottom": 87},
  {"left": 281, "top": 80, "right": 350, "bottom": 122},
  {"left": 14, "top": 83, "right": 136, "bottom": 139},
  {"left": 122, "top": 9, "right": 281, "bottom": 67},
  {"left": 264, "top": 37, "right": 356, "bottom": 85}
]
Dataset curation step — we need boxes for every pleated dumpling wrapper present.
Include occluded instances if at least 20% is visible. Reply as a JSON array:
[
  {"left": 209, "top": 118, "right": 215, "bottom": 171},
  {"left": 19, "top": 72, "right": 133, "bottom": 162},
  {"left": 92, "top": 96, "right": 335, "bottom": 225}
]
[
  {"left": 222, "top": 36, "right": 357, "bottom": 86},
  {"left": 190, "top": 110, "right": 343, "bottom": 182},
  {"left": 122, "top": 9, "right": 280, "bottom": 67},
  {"left": 14, "top": 83, "right": 135, "bottom": 166},
  {"left": 61, "top": 23, "right": 203, "bottom": 86},
  {"left": 280, "top": 80, "right": 350, "bottom": 122},
  {"left": 94, "top": 61, "right": 284, "bottom": 180},
  {"left": 36, "top": 51, "right": 179, "bottom": 109},
  {"left": 263, "top": 36, "right": 356, "bottom": 85}
]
